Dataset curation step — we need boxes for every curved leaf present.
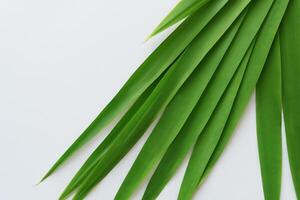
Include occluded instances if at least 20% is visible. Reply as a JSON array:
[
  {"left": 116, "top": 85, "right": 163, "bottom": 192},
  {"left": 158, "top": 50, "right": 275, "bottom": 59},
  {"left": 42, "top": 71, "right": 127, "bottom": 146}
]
[
  {"left": 59, "top": 71, "right": 166, "bottom": 200},
  {"left": 179, "top": 40, "right": 254, "bottom": 200},
  {"left": 200, "top": 0, "right": 289, "bottom": 185},
  {"left": 121, "top": 11, "right": 246, "bottom": 200},
  {"left": 142, "top": 10, "right": 247, "bottom": 200},
  {"left": 113, "top": 2, "right": 251, "bottom": 199},
  {"left": 41, "top": 0, "right": 229, "bottom": 181},
  {"left": 73, "top": 1, "right": 250, "bottom": 198}
]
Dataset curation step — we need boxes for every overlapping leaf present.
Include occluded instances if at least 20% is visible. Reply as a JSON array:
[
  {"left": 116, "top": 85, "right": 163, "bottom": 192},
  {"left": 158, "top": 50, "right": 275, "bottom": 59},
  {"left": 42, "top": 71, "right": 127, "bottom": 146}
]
[
  {"left": 72, "top": 1, "right": 250, "bottom": 198},
  {"left": 179, "top": 39, "right": 255, "bottom": 200},
  {"left": 200, "top": 0, "right": 289, "bottom": 185},
  {"left": 42, "top": 0, "right": 230, "bottom": 181},
  {"left": 143, "top": 0, "right": 278, "bottom": 197},
  {"left": 59, "top": 72, "right": 167, "bottom": 199},
  {"left": 41, "top": 0, "right": 299, "bottom": 199},
  {"left": 143, "top": 9, "right": 250, "bottom": 199}
]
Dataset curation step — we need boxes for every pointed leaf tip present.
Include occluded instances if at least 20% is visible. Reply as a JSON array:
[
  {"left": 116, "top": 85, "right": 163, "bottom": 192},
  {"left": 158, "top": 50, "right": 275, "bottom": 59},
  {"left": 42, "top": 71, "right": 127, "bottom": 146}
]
[{"left": 149, "top": 0, "right": 211, "bottom": 38}]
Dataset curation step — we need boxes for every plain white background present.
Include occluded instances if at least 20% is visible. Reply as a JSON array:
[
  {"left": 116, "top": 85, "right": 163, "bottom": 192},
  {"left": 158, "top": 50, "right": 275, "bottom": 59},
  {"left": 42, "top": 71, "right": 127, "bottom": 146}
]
[{"left": 0, "top": 0, "right": 297, "bottom": 199}]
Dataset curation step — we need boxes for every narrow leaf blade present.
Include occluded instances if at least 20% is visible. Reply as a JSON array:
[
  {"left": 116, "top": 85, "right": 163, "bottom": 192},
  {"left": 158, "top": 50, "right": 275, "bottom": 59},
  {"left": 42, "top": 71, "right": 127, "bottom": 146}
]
[
  {"left": 280, "top": 0, "right": 300, "bottom": 197},
  {"left": 179, "top": 39, "right": 254, "bottom": 200},
  {"left": 114, "top": 2, "right": 251, "bottom": 198},
  {"left": 256, "top": 34, "right": 282, "bottom": 200},
  {"left": 142, "top": 11, "right": 247, "bottom": 199},
  {"left": 200, "top": 0, "right": 289, "bottom": 184},
  {"left": 74, "top": 1, "right": 250, "bottom": 198},
  {"left": 149, "top": 0, "right": 211, "bottom": 37},
  {"left": 59, "top": 72, "right": 165, "bottom": 200},
  {"left": 41, "top": 0, "right": 229, "bottom": 181}
]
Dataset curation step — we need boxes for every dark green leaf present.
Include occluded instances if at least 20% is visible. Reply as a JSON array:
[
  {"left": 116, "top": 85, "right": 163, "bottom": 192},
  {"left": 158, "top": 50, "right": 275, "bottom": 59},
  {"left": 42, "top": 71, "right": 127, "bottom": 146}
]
[
  {"left": 280, "top": 0, "right": 300, "bottom": 197},
  {"left": 256, "top": 34, "right": 282, "bottom": 200}
]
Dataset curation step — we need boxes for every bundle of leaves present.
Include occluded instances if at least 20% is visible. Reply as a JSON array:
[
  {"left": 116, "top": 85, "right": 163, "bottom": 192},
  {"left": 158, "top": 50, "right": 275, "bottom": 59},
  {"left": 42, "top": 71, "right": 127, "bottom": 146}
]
[{"left": 41, "top": 0, "right": 300, "bottom": 199}]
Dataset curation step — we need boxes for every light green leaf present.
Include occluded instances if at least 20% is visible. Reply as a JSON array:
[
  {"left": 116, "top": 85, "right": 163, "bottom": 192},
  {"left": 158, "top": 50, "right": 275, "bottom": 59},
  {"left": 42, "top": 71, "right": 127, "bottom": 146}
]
[{"left": 149, "top": 0, "right": 211, "bottom": 37}]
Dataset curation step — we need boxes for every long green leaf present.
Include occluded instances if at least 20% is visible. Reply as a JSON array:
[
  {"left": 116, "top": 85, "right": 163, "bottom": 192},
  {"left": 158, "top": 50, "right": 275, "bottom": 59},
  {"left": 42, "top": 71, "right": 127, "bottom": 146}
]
[
  {"left": 179, "top": 39, "right": 254, "bottom": 200},
  {"left": 41, "top": 0, "right": 229, "bottom": 181},
  {"left": 116, "top": 10, "right": 247, "bottom": 200},
  {"left": 142, "top": 0, "right": 276, "bottom": 195},
  {"left": 200, "top": 0, "right": 289, "bottom": 185},
  {"left": 59, "top": 71, "right": 166, "bottom": 200},
  {"left": 149, "top": 0, "right": 211, "bottom": 37},
  {"left": 73, "top": 1, "right": 250, "bottom": 198},
  {"left": 280, "top": 0, "right": 300, "bottom": 197},
  {"left": 256, "top": 34, "right": 282, "bottom": 200},
  {"left": 142, "top": 10, "right": 250, "bottom": 200}
]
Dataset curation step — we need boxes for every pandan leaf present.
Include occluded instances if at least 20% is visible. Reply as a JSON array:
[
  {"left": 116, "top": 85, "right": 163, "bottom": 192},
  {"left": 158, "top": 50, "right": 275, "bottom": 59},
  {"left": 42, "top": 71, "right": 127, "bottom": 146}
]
[
  {"left": 143, "top": 0, "right": 276, "bottom": 195},
  {"left": 149, "top": 0, "right": 211, "bottom": 37},
  {"left": 73, "top": 1, "right": 250, "bottom": 198},
  {"left": 179, "top": 39, "right": 255, "bottom": 200},
  {"left": 59, "top": 71, "right": 167, "bottom": 200},
  {"left": 280, "top": 0, "right": 300, "bottom": 197},
  {"left": 116, "top": 10, "right": 246, "bottom": 200},
  {"left": 113, "top": 3, "right": 251, "bottom": 199},
  {"left": 256, "top": 34, "right": 282, "bottom": 200},
  {"left": 41, "top": 0, "right": 298, "bottom": 199},
  {"left": 200, "top": 0, "right": 289, "bottom": 185},
  {"left": 41, "top": 0, "right": 228, "bottom": 181},
  {"left": 142, "top": 10, "right": 248, "bottom": 200}
]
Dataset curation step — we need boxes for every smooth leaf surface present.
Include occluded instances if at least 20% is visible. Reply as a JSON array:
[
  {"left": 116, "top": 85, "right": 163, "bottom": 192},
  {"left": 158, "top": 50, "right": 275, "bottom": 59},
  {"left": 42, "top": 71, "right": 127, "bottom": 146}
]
[
  {"left": 73, "top": 1, "right": 250, "bottom": 198},
  {"left": 113, "top": 2, "right": 251, "bottom": 199},
  {"left": 142, "top": 10, "right": 247, "bottom": 200},
  {"left": 201, "top": 0, "right": 289, "bottom": 184},
  {"left": 179, "top": 40, "right": 254, "bottom": 200},
  {"left": 42, "top": 0, "right": 229, "bottom": 181},
  {"left": 280, "top": 0, "right": 300, "bottom": 197},
  {"left": 256, "top": 34, "right": 282, "bottom": 200},
  {"left": 149, "top": 0, "right": 211, "bottom": 37},
  {"left": 59, "top": 72, "right": 166, "bottom": 199}
]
